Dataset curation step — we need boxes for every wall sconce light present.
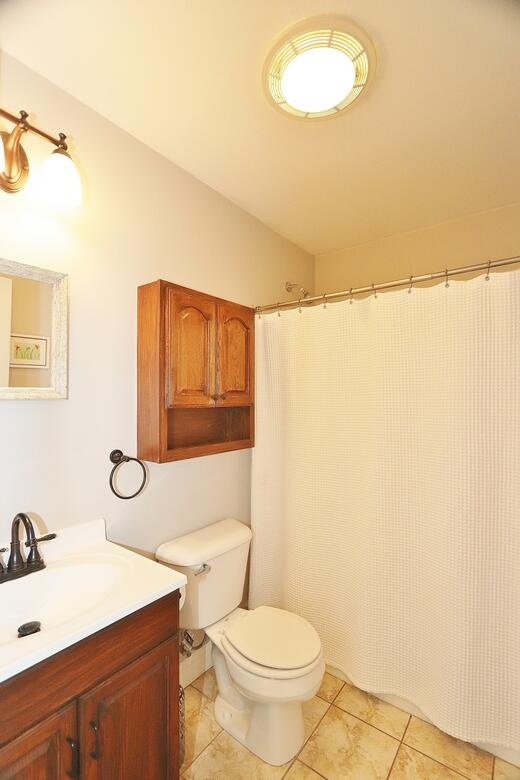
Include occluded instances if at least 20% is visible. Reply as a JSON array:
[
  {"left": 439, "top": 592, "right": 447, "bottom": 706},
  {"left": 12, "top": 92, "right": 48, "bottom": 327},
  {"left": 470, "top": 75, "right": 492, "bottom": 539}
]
[{"left": 0, "top": 106, "right": 82, "bottom": 207}]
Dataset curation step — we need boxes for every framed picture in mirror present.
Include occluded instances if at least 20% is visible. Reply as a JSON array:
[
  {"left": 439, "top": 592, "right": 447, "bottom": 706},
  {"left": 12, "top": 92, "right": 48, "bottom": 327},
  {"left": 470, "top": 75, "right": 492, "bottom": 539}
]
[
  {"left": 0, "top": 259, "right": 68, "bottom": 400},
  {"left": 10, "top": 335, "right": 50, "bottom": 368}
]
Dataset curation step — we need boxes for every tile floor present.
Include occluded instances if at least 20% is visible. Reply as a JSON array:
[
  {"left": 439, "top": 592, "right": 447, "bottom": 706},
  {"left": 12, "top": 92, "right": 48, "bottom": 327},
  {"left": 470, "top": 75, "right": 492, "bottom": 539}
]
[{"left": 182, "top": 669, "right": 520, "bottom": 780}]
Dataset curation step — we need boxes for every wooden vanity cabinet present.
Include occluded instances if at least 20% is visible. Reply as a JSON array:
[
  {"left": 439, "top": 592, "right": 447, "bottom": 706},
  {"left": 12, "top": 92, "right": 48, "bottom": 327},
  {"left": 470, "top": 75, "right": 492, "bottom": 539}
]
[
  {"left": 0, "top": 592, "right": 180, "bottom": 780},
  {"left": 138, "top": 280, "right": 254, "bottom": 462}
]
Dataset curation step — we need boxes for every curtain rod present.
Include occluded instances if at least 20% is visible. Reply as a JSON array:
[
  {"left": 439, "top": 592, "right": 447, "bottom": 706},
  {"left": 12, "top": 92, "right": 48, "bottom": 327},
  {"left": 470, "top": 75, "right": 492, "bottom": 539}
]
[{"left": 255, "top": 255, "right": 520, "bottom": 314}]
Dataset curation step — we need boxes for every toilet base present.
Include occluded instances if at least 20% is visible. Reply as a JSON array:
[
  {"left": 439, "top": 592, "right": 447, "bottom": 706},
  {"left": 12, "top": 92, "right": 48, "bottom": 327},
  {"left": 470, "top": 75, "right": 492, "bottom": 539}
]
[{"left": 213, "top": 692, "right": 305, "bottom": 766}]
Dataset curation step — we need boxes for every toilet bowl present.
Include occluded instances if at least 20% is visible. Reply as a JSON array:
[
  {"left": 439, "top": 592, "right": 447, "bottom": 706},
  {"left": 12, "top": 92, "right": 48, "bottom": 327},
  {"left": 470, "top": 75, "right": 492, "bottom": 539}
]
[
  {"left": 206, "top": 606, "right": 324, "bottom": 765},
  {"left": 155, "top": 518, "right": 325, "bottom": 766}
]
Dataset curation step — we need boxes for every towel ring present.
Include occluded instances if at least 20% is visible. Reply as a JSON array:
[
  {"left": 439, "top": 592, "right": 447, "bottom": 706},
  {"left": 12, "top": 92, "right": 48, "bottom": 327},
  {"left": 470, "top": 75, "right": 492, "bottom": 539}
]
[{"left": 109, "top": 449, "right": 147, "bottom": 500}]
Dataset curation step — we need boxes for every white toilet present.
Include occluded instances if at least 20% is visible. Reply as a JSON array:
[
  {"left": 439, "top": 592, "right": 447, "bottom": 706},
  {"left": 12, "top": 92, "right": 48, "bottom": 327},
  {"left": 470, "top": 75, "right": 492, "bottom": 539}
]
[{"left": 156, "top": 518, "right": 325, "bottom": 766}]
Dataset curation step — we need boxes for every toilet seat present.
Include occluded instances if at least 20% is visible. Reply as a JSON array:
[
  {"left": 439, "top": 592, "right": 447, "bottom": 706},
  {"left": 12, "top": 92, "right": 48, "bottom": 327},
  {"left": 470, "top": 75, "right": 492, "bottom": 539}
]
[
  {"left": 222, "top": 606, "right": 322, "bottom": 678},
  {"left": 221, "top": 634, "right": 323, "bottom": 679}
]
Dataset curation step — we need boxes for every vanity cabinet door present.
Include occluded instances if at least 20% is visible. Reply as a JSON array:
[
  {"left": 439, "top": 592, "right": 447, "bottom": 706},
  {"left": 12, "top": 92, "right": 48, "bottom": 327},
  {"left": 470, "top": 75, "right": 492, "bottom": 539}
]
[
  {"left": 79, "top": 638, "right": 179, "bottom": 780},
  {"left": 167, "top": 288, "right": 217, "bottom": 407},
  {"left": 216, "top": 300, "right": 254, "bottom": 406},
  {"left": 0, "top": 703, "right": 77, "bottom": 779}
]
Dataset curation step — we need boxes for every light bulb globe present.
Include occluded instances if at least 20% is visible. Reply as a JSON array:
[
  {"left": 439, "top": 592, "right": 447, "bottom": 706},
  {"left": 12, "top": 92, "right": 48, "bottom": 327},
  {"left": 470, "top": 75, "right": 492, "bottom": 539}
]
[{"left": 40, "top": 148, "right": 82, "bottom": 209}]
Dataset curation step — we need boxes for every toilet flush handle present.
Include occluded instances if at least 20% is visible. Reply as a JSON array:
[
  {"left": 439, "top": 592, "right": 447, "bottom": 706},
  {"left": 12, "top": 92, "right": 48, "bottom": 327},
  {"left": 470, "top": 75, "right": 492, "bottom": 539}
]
[{"left": 194, "top": 563, "right": 211, "bottom": 577}]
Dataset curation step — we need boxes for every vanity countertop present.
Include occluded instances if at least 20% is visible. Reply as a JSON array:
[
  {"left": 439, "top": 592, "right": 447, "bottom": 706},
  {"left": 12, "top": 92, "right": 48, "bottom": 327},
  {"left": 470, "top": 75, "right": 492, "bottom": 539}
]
[{"left": 0, "top": 519, "right": 186, "bottom": 683}]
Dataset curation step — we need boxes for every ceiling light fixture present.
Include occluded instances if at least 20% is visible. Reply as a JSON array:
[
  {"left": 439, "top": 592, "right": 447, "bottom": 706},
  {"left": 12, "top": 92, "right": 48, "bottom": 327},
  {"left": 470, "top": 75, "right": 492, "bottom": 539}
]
[
  {"left": 264, "top": 16, "right": 376, "bottom": 120},
  {"left": 0, "top": 106, "right": 82, "bottom": 207}
]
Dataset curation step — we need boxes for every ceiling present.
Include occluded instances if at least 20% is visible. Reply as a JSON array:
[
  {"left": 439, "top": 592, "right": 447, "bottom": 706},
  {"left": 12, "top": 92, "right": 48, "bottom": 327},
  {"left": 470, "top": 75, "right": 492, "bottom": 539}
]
[{"left": 0, "top": 0, "right": 519, "bottom": 255}]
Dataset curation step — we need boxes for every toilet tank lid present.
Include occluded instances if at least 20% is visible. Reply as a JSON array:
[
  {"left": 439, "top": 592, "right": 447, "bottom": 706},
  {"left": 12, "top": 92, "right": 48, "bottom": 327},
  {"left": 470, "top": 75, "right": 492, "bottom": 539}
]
[{"left": 156, "top": 518, "right": 252, "bottom": 566}]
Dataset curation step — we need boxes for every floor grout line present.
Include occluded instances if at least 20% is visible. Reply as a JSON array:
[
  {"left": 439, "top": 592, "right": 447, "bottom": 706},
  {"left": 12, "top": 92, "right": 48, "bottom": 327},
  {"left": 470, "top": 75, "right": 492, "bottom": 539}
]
[
  {"left": 326, "top": 703, "right": 404, "bottom": 743},
  {"left": 181, "top": 684, "right": 222, "bottom": 774},
  {"left": 181, "top": 726, "right": 223, "bottom": 775},
  {"left": 279, "top": 758, "right": 296, "bottom": 779},
  {"left": 297, "top": 754, "right": 329, "bottom": 779},
  {"left": 401, "top": 713, "right": 412, "bottom": 741},
  {"left": 399, "top": 742, "right": 478, "bottom": 779},
  {"left": 385, "top": 744, "right": 401, "bottom": 779},
  {"left": 291, "top": 698, "right": 333, "bottom": 776},
  {"left": 385, "top": 713, "right": 412, "bottom": 779},
  {"left": 329, "top": 681, "right": 346, "bottom": 705}
]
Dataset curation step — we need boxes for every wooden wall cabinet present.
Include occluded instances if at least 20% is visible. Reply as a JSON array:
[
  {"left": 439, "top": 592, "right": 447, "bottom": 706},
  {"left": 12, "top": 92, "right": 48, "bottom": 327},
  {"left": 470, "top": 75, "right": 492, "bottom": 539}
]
[
  {"left": 138, "top": 281, "right": 255, "bottom": 462},
  {"left": 0, "top": 593, "right": 180, "bottom": 780}
]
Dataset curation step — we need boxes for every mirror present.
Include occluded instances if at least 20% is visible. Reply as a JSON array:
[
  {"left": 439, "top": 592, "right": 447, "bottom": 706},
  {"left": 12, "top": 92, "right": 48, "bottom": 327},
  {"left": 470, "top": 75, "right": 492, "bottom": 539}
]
[{"left": 0, "top": 259, "right": 68, "bottom": 399}]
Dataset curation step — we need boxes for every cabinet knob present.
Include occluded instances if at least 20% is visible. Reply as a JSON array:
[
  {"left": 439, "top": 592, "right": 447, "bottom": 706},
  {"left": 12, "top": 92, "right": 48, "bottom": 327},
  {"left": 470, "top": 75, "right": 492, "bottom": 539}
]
[
  {"left": 211, "top": 394, "right": 219, "bottom": 401},
  {"left": 220, "top": 394, "right": 227, "bottom": 400}
]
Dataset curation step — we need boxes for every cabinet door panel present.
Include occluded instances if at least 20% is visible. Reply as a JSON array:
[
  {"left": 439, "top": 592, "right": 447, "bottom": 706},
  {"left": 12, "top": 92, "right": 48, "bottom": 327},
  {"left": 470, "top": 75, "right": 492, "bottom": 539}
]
[
  {"left": 217, "top": 302, "right": 254, "bottom": 406},
  {"left": 0, "top": 704, "right": 77, "bottom": 779},
  {"left": 79, "top": 639, "right": 178, "bottom": 780},
  {"left": 167, "top": 289, "right": 216, "bottom": 407}
]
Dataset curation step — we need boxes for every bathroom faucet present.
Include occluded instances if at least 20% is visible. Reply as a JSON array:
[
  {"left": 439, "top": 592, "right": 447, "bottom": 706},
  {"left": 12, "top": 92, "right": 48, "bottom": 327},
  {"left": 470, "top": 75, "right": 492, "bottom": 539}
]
[{"left": 0, "top": 513, "right": 56, "bottom": 584}]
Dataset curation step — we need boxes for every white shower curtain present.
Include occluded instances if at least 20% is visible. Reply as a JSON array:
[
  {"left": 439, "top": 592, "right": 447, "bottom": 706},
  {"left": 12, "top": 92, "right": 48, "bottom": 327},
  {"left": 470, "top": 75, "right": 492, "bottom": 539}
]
[{"left": 251, "top": 271, "right": 520, "bottom": 750}]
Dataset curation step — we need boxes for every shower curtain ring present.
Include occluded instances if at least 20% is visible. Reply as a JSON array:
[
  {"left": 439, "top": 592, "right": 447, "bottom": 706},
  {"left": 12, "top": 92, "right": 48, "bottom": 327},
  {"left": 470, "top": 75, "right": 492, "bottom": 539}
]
[
  {"left": 322, "top": 293, "right": 327, "bottom": 309},
  {"left": 445, "top": 269, "right": 450, "bottom": 288},
  {"left": 408, "top": 275, "right": 414, "bottom": 294},
  {"left": 277, "top": 303, "right": 281, "bottom": 317},
  {"left": 298, "top": 299, "right": 302, "bottom": 313},
  {"left": 372, "top": 283, "right": 377, "bottom": 299},
  {"left": 349, "top": 288, "right": 354, "bottom": 304},
  {"left": 485, "top": 260, "right": 491, "bottom": 281}
]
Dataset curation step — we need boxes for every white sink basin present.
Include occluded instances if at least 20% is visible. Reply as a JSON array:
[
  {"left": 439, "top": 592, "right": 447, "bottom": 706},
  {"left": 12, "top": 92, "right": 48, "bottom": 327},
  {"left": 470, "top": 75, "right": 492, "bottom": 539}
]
[
  {"left": 0, "top": 554, "right": 128, "bottom": 646},
  {"left": 0, "top": 520, "right": 186, "bottom": 682}
]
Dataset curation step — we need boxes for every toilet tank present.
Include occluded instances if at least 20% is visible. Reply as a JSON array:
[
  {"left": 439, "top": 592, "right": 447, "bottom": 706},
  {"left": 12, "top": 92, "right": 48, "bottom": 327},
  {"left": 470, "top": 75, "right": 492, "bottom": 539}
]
[{"left": 156, "top": 518, "right": 252, "bottom": 629}]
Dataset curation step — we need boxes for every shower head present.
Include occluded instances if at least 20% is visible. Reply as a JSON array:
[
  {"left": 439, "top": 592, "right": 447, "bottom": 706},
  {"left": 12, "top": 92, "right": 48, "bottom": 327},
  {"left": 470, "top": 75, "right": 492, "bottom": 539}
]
[{"left": 285, "top": 281, "right": 310, "bottom": 298}]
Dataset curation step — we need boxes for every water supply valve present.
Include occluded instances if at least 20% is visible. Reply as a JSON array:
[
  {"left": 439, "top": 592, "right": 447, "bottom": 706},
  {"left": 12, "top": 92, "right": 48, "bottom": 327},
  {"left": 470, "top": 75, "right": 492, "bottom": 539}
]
[{"left": 180, "top": 630, "right": 195, "bottom": 657}]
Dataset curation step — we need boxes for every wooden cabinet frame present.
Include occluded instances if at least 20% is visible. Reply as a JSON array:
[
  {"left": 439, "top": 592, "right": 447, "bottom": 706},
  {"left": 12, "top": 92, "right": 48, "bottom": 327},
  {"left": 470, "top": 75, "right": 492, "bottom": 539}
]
[{"left": 138, "top": 280, "right": 255, "bottom": 462}]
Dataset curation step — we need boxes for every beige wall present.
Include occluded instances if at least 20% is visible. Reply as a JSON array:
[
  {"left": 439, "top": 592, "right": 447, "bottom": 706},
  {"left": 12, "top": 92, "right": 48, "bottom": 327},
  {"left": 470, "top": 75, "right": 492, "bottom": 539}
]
[
  {"left": 316, "top": 202, "right": 520, "bottom": 292},
  {"left": 0, "top": 52, "right": 313, "bottom": 548},
  {"left": 7, "top": 275, "right": 53, "bottom": 387}
]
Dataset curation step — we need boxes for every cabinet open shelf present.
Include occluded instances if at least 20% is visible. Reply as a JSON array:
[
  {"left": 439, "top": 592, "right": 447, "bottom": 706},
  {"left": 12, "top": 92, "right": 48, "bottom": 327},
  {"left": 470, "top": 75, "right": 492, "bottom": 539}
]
[
  {"left": 167, "top": 407, "right": 252, "bottom": 450},
  {"left": 137, "top": 280, "right": 255, "bottom": 462}
]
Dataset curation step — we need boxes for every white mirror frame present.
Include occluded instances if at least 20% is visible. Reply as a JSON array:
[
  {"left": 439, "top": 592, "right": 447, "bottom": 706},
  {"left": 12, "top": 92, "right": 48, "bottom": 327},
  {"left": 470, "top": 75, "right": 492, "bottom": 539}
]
[{"left": 0, "top": 258, "right": 68, "bottom": 400}]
